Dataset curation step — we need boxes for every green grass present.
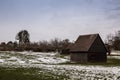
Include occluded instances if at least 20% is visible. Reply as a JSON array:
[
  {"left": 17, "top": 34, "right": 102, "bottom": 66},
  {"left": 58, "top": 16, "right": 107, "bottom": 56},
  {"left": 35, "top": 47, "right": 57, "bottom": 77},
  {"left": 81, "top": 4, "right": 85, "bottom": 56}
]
[{"left": 0, "top": 67, "right": 69, "bottom": 80}]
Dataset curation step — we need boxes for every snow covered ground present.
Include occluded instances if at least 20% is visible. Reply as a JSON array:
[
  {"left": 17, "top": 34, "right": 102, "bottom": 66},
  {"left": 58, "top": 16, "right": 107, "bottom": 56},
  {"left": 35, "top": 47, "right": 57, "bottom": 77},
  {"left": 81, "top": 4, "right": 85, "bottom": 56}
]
[
  {"left": 111, "top": 51, "right": 120, "bottom": 55},
  {"left": 0, "top": 51, "right": 120, "bottom": 80},
  {"left": 108, "top": 51, "right": 120, "bottom": 59},
  {"left": 0, "top": 51, "right": 69, "bottom": 65}
]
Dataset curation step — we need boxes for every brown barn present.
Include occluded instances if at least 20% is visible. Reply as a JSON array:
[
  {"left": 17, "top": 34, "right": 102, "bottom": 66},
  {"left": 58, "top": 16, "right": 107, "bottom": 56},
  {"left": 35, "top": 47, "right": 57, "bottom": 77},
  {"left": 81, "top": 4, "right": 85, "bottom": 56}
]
[{"left": 70, "top": 34, "right": 107, "bottom": 63}]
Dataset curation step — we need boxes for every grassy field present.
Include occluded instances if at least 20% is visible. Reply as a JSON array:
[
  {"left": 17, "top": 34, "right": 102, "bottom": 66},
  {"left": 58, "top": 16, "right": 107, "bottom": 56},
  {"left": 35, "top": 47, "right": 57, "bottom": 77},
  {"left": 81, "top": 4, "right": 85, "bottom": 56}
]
[
  {"left": 0, "top": 67, "right": 69, "bottom": 80},
  {"left": 0, "top": 51, "right": 120, "bottom": 80}
]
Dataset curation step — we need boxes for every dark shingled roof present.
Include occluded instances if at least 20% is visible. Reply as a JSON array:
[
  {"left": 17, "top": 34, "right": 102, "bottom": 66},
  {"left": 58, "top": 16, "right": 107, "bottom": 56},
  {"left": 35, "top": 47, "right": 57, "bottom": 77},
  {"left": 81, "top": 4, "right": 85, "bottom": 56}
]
[{"left": 70, "top": 34, "right": 99, "bottom": 52}]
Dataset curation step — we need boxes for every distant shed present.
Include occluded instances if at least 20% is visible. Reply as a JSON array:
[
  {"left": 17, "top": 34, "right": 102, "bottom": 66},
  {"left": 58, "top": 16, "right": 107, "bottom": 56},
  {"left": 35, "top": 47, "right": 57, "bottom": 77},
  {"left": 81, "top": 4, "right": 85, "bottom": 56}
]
[{"left": 70, "top": 34, "right": 107, "bottom": 63}]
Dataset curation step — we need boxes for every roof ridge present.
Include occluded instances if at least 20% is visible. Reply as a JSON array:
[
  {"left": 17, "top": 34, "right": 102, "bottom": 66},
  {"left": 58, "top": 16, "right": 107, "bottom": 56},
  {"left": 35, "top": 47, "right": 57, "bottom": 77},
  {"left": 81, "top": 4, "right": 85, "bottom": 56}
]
[{"left": 78, "top": 33, "right": 99, "bottom": 37}]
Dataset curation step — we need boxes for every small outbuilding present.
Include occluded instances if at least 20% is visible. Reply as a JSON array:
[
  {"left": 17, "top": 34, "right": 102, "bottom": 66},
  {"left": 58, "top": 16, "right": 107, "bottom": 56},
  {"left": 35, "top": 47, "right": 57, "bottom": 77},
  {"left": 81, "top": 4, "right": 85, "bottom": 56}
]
[{"left": 70, "top": 34, "right": 107, "bottom": 63}]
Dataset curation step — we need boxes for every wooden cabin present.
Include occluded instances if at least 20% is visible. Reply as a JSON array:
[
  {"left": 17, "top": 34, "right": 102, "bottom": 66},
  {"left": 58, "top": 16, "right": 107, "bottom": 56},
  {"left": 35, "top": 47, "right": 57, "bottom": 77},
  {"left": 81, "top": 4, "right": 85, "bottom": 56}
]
[{"left": 70, "top": 34, "right": 107, "bottom": 63}]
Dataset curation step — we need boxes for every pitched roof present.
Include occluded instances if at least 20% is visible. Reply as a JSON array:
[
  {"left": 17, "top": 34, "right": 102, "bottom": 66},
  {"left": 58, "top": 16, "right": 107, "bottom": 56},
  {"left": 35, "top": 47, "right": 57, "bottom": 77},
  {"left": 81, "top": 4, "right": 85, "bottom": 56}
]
[{"left": 70, "top": 34, "right": 99, "bottom": 52}]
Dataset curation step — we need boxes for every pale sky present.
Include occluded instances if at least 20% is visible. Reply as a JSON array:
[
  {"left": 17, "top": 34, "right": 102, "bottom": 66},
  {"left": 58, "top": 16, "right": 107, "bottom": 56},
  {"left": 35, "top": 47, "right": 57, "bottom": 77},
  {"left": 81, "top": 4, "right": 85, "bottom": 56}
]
[{"left": 0, "top": 0, "right": 120, "bottom": 42}]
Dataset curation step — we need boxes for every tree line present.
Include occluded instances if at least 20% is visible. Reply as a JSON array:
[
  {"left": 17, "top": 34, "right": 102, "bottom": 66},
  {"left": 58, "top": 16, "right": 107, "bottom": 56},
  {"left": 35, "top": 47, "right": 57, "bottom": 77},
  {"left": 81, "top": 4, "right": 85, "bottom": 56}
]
[
  {"left": 1, "top": 30, "right": 120, "bottom": 52},
  {"left": 0, "top": 30, "right": 71, "bottom": 52}
]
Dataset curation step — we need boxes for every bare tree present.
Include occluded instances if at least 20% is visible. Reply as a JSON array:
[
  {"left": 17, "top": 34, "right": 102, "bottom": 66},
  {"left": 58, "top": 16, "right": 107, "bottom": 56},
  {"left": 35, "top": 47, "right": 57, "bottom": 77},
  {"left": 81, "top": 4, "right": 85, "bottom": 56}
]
[
  {"left": 50, "top": 38, "right": 61, "bottom": 52},
  {"left": 105, "top": 33, "right": 114, "bottom": 46},
  {"left": 106, "top": 30, "right": 120, "bottom": 50}
]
